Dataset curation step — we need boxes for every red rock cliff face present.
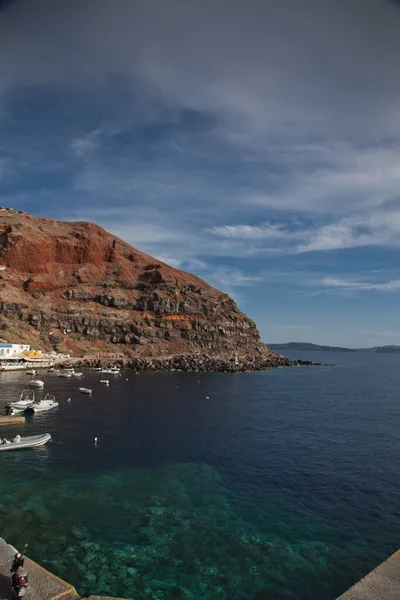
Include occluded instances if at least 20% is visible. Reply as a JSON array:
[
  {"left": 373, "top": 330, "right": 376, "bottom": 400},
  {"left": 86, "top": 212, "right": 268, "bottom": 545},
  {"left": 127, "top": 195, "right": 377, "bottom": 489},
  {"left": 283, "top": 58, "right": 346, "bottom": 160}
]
[{"left": 0, "top": 208, "right": 288, "bottom": 370}]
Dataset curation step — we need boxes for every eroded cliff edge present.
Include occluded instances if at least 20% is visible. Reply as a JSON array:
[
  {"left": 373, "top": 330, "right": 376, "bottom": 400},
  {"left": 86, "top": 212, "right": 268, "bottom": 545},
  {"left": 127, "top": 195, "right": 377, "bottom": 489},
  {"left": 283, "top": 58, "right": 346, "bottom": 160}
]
[{"left": 0, "top": 208, "right": 290, "bottom": 371}]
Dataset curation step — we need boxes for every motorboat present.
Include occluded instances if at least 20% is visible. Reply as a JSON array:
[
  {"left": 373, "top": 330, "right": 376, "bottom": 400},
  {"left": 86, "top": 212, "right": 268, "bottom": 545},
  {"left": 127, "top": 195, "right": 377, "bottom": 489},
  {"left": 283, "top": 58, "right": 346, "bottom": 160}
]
[
  {"left": 6, "top": 390, "right": 35, "bottom": 414},
  {"left": 26, "top": 394, "right": 59, "bottom": 413},
  {"left": 71, "top": 372, "right": 83, "bottom": 378},
  {"left": 29, "top": 379, "right": 44, "bottom": 388},
  {"left": 26, "top": 370, "right": 37, "bottom": 375},
  {"left": 100, "top": 379, "right": 109, "bottom": 384},
  {"left": 58, "top": 372, "right": 72, "bottom": 378},
  {"left": 0, "top": 433, "right": 51, "bottom": 451},
  {"left": 91, "top": 367, "right": 102, "bottom": 371},
  {"left": 79, "top": 387, "right": 92, "bottom": 394},
  {"left": 100, "top": 366, "right": 120, "bottom": 374}
]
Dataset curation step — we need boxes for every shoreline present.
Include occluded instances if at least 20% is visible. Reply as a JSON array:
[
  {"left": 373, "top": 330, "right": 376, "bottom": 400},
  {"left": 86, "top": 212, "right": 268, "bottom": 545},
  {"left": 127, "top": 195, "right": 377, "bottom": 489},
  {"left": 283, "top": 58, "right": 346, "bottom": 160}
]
[
  {"left": 0, "top": 354, "right": 333, "bottom": 374},
  {"left": 66, "top": 354, "right": 332, "bottom": 373}
]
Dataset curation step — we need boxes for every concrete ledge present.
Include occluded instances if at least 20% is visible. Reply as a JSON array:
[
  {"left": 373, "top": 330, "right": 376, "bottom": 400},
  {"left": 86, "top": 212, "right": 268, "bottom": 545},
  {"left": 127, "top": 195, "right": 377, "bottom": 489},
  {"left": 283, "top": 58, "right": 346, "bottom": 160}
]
[
  {"left": 337, "top": 549, "right": 400, "bottom": 600},
  {"left": 0, "top": 538, "right": 79, "bottom": 600},
  {"left": 0, "top": 416, "right": 25, "bottom": 427}
]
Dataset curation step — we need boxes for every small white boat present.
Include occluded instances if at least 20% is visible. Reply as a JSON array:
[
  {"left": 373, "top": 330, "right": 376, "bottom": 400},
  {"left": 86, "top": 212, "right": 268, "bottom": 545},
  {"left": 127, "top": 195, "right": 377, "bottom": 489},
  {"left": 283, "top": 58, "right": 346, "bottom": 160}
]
[
  {"left": 100, "top": 366, "right": 120, "bottom": 374},
  {"left": 6, "top": 390, "right": 35, "bottom": 414},
  {"left": 71, "top": 372, "right": 83, "bottom": 378},
  {"left": 92, "top": 367, "right": 102, "bottom": 371},
  {"left": 26, "top": 370, "right": 37, "bottom": 375},
  {"left": 26, "top": 394, "right": 59, "bottom": 413},
  {"left": 79, "top": 387, "right": 92, "bottom": 394},
  {"left": 29, "top": 379, "right": 44, "bottom": 388},
  {"left": 58, "top": 372, "right": 72, "bottom": 378},
  {"left": 100, "top": 379, "right": 109, "bottom": 384},
  {"left": 0, "top": 433, "right": 51, "bottom": 451}
]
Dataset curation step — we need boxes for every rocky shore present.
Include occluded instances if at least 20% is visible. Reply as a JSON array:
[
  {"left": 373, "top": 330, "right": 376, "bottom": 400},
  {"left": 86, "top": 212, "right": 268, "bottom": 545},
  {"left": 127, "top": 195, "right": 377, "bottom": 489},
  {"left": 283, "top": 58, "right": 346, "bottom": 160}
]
[{"left": 65, "top": 354, "right": 331, "bottom": 373}]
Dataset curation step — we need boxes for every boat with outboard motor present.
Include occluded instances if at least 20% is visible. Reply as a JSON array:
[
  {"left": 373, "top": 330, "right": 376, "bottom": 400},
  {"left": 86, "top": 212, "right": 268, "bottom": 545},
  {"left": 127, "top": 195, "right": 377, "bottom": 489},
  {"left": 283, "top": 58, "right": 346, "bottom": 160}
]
[
  {"left": 0, "top": 433, "right": 51, "bottom": 451},
  {"left": 6, "top": 390, "right": 35, "bottom": 414},
  {"left": 26, "top": 394, "right": 59, "bottom": 413},
  {"left": 79, "top": 387, "right": 92, "bottom": 394}
]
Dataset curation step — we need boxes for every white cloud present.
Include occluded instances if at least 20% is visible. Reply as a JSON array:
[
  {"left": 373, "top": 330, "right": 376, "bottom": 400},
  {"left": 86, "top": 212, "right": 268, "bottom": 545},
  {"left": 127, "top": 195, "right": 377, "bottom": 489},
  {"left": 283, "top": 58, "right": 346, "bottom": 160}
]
[
  {"left": 247, "top": 144, "right": 400, "bottom": 215},
  {"left": 208, "top": 207, "right": 400, "bottom": 256},
  {"left": 71, "top": 131, "right": 101, "bottom": 159},
  {"left": 207, "top": 222, "right": 298, "bottom": 240},
  {"left": 322, "top": 277, "right": 400, "bottom": 292},
  {"left": 208, "top": 268, "right": 263, "bottom": 288}
]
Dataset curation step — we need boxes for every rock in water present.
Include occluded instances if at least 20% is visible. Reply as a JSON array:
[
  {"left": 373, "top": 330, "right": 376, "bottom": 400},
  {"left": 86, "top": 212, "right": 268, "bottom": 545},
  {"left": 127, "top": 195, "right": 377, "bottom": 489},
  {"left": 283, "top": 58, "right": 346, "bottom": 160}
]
[{"left": 0, "top": 207, "right": 290, "bottom": 371}]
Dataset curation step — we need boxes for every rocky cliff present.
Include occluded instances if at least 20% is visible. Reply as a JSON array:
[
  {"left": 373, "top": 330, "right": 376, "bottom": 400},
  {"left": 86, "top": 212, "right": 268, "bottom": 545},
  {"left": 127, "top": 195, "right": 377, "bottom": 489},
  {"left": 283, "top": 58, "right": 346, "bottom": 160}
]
[{"left": 0, "top": 207, "right": 289, "bottom": 371}]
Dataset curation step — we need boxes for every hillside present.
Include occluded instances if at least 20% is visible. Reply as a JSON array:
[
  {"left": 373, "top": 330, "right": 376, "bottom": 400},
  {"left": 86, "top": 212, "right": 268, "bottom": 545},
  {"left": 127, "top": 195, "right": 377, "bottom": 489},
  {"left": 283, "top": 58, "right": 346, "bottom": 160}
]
[
  {"left": 268, "top": 342, "right": 400, "bottom": 354},
  {"left": 0, "top": 207, "right": 289, "bottom": 371},
  {"left": 372, "top": 345, "right": 400, "bottom": 353},
  {"left": 268, "top": 342, "right": 356, "bottom": 352}
]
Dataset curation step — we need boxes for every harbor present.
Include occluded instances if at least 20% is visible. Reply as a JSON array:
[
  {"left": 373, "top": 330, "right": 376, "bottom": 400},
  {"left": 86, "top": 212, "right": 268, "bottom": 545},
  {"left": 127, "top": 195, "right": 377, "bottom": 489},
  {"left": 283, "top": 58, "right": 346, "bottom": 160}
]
[
  {"left": 0, "top": 342, "right": 71, "bottom": 372},
  {"left": 1, "top": 364, "right": 400, "bottom": 598}
]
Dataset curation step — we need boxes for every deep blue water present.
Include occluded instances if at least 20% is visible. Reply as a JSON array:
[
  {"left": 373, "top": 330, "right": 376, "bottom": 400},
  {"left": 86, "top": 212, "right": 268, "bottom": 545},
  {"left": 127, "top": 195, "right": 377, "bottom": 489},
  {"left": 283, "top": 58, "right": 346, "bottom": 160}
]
[{"left": 1, "top": 351, "right": 400, "bottom": 599}]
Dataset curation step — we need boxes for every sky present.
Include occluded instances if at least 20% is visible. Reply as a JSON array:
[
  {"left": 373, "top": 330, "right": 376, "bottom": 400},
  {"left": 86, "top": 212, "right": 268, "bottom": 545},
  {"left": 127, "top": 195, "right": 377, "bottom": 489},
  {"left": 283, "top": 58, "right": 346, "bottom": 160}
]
[{"left": 1, "top": 0, "right": 400, "bottom": 347}]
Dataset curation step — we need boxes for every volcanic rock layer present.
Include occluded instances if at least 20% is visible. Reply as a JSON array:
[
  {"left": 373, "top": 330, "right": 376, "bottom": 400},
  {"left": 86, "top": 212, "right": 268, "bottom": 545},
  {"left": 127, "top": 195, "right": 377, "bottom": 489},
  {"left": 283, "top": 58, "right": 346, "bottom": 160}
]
[{"left": 0, "top": 208, "right": 289, "bottom": 371}]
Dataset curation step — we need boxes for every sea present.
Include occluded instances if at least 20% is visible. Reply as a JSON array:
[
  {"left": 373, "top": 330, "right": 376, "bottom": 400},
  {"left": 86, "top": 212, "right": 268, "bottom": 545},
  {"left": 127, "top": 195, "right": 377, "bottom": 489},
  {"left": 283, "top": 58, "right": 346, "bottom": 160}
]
[{"left": 1, "top": 350, "right": 400, "bottom": 600}]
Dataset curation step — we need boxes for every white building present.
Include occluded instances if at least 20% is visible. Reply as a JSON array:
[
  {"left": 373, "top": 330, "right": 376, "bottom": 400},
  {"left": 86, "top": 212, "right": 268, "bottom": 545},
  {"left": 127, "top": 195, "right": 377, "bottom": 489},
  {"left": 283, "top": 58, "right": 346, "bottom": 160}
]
[{"left": 0, "top": 343, "right": 30, "bottom": 357}]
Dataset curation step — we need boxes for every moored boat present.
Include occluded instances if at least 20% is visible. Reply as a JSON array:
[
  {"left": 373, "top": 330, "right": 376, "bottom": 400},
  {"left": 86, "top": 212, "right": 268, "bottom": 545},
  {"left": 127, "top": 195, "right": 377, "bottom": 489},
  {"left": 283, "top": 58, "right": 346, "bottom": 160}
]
[
  {"left": 58, "top": 372, "right": 72, "bottom": 378},
  {"left": 0, "top": 433, "right": 51, "bottom": 451},
  {"left": 79, "top": 387, "right": 92, "bottom": 394},
  {"left": 26, "top": 370, "right": 37, "bottom": 375},
  {"left": 100, "top": 379, "right": 109, "bottom": 384},
  {"left": 71, "top": 372, "right": 83, "bottom": 378},
  {"left": 6, "top": 390, "right": 35, "bottom": 414},
  {"left": 26, "top": 394, "right": 59, "bottom": 413},
  {"left": 100, "top": 366, "right": 120, "bottom": 374},
  {"left": 29, "top": 379, "right": 44, "bottom": 388}
]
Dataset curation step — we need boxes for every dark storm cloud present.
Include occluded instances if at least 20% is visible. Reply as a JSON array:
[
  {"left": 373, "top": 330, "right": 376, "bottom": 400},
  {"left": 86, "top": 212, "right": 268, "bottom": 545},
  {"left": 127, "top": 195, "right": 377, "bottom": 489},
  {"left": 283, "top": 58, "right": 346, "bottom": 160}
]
[{"left": 0, "top": 0, "right": 399, "bottom": 138}]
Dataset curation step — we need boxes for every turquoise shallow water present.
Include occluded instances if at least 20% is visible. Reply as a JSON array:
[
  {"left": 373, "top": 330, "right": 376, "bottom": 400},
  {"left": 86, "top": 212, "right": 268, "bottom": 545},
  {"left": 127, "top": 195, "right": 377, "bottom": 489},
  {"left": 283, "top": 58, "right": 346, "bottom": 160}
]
[{"left": 1, "top": 351, "right": 400, "bottom": 599}]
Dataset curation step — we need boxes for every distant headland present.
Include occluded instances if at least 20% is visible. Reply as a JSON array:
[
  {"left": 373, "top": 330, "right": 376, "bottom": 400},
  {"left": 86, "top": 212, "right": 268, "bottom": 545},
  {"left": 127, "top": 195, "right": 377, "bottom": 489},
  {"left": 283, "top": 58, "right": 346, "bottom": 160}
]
[{"left": 268, "top": 342, "right": 400, "bottom": 354}]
